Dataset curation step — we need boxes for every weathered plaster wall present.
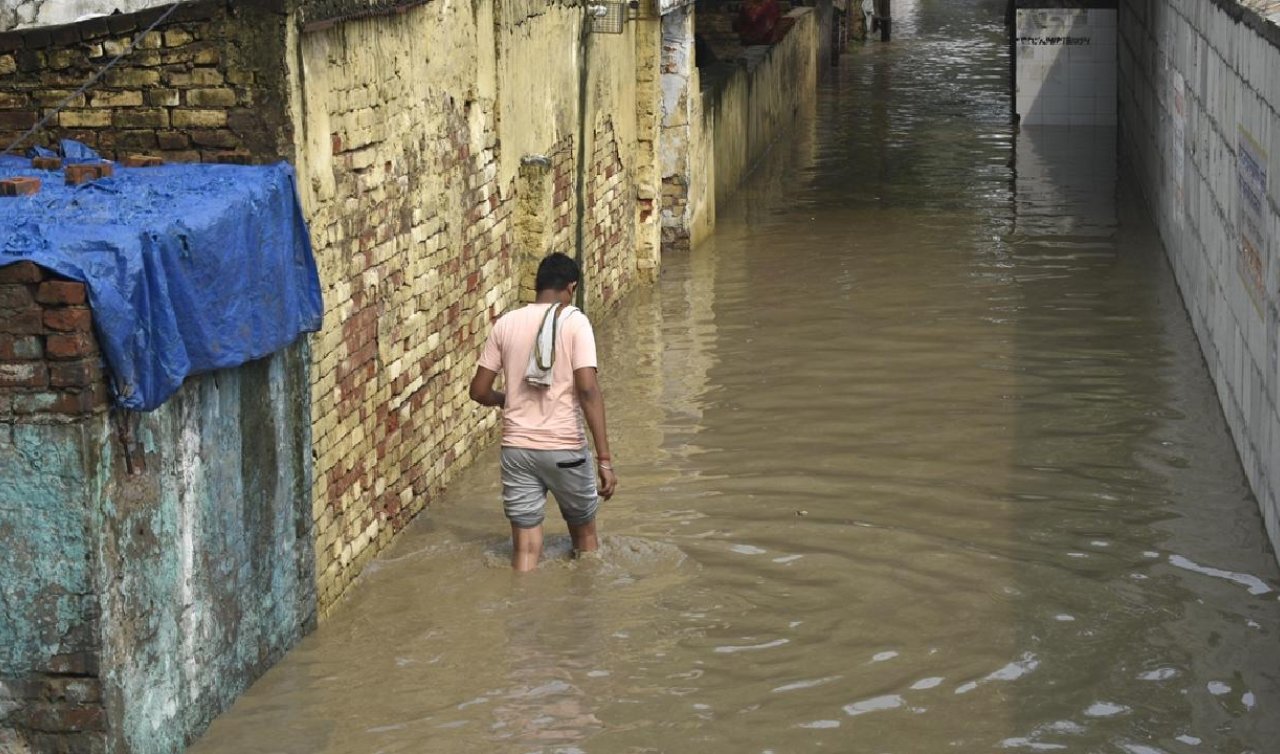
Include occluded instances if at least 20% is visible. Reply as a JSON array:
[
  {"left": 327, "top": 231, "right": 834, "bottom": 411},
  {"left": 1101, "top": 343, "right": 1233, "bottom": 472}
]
[
  {"left": 660, "top": 6, "right": 714, "bottom": 251},
  {"left": 0, "top": 265, "right": 109, "bottom": 752},
  {"left": 0, "top": 420, "right": 107, "bottom": 754},
  {"left": 292, "top": 0, "right": 661, "bottom": 612},
  {"left": 707, "top": 8, "right": 819, "bottom": 207},
  {"left": 1119, "top": 0, "right": 1280, "bottom": 555},
  {"left": 97, "top": 342, "right": 314, "bottom": 754},
  {"left": 807, "top": 0, "right": 848, "bottom": 74},
  {"left": 0, "top": 260, "right": 315, "bottom": 753},
  {"left": 0, "top": 0, "right": 292, "bottom": 164},
  {"left": 661, "top": 6, "right": 823, "bottom": 248}
]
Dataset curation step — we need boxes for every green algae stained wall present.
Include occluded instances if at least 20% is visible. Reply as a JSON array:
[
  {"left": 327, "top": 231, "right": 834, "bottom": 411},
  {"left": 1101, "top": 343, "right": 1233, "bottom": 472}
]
[
  {"left": 0, "top": 421, "right": 102, "bottom": 679},
  {"left": 98, "top": 342, "right": 316, "bottom": 754},
  {"left": 1, "top": 341, "right": 315, "bottom": 754}
]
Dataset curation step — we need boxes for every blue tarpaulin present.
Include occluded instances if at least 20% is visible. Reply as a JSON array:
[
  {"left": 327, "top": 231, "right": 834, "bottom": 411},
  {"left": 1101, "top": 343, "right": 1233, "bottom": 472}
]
[{"left": 0, "top": 149, "right": 323, "bottom": 411}]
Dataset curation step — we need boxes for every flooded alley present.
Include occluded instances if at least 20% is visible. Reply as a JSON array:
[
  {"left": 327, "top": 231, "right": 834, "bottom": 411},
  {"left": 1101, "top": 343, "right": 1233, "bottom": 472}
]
[{"left": 190, "top": 1, "right": 1280, "bottom": 752}]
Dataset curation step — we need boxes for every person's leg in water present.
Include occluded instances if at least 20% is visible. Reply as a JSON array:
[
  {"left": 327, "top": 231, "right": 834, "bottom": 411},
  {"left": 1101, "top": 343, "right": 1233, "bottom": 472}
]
[
  {"left": 548, "top": 449, "right": 600, "bottom": 560},
  {"left": 511, "top": 523, "right": 544, "bottom": 572},
  {"left": 568, "top": 519, "right": 599, "bottom": 558},
  {"left": 502, "top": 448, "right": 550, "bottom": 571}
]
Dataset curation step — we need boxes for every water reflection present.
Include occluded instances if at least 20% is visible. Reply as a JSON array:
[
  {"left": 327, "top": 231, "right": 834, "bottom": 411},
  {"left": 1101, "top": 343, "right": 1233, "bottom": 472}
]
[{"left": 190, "top": 0, "right": 1280, "bottom": 751}]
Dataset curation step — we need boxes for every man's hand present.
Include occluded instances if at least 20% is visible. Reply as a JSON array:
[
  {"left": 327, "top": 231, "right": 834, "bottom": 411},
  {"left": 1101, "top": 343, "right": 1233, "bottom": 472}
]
[
  {"left": 469, "top": 367, "right": 505, "bottom": 407},
  {"left": 575, "top": 366, "right": 616, "bottom": 502},
  {"left": 598, "top": 463, "right": 617, "bottom": 500}
]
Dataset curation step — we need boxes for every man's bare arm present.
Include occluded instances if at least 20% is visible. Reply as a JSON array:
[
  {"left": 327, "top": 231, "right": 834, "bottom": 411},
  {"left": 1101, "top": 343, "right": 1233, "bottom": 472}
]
[
  {"left": 469, "top": 367, "right": 505, "bottom": 407},
  {"left": 574, "top": 366, "right": 617, "bottom": 499}
]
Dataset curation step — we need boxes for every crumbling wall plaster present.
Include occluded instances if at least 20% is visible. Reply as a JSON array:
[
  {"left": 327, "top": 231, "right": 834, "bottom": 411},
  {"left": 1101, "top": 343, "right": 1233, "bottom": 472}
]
[{"left": 0, "top": 265, "right": 315, "bottom": 753}]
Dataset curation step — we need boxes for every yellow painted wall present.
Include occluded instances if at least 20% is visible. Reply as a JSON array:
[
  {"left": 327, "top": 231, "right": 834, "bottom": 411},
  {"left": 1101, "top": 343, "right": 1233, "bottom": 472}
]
[
  {"left": 706, "top": 8, "right": 820, "bottom": 210},
  {"left": 285, "top": 0, "right": 662, "bottom": 614}
]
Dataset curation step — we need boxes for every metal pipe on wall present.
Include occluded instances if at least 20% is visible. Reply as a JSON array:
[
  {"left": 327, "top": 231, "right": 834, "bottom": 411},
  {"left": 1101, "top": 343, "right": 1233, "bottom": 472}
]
[{"left": 573, "top": 3, "right": 594, "bottom": 311}]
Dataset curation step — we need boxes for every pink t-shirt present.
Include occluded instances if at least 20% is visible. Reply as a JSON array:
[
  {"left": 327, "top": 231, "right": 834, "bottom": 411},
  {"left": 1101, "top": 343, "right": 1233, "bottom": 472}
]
[{"left": 478, "top": 303, "right": 598, "bottom": 450}]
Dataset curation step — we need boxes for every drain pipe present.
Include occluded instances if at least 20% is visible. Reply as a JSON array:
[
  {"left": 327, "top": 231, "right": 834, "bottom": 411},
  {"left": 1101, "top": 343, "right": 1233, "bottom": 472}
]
[{"left": 573, "top": 4, "right": 595, "bottom": 311}]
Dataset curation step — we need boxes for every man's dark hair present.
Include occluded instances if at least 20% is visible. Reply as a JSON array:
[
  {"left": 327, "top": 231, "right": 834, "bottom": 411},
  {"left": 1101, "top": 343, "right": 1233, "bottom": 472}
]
[{"left": 535, "top": 252, "right": 581, "bottom": 292}]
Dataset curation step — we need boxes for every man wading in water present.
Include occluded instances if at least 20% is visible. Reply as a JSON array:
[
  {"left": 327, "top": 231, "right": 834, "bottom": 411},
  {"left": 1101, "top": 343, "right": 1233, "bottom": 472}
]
[{"left": 469, "top": 253, "right": 618, "bottom": 571}]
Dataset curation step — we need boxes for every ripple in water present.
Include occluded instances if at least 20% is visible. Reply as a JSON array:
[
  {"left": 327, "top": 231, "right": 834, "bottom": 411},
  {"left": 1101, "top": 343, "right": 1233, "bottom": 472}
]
[
  {"left": 955, "top": 653, "right": 1040, "bottom": 694},
  {"left": 843, "top": 694, "right": 907, "bottom": 717},
  {"left": 1084, "top": 702, "right": 1130, "bottom": 718}
]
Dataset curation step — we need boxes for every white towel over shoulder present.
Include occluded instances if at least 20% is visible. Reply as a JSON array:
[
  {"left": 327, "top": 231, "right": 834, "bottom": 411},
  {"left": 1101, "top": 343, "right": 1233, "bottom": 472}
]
[{"left": 524, "top": 304, "right": 578, "bottom": 388}]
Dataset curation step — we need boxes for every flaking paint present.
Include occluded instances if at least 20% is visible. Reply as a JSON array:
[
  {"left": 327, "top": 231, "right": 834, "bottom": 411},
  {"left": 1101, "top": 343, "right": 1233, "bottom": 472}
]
[{"left": 1, "top": 342, "right": 314, "bottom": 752}]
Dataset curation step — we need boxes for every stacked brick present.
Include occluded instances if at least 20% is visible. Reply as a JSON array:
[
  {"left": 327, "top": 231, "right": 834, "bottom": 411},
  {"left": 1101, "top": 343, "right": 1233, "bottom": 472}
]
[
  {"left": 0, "top": 650, "right": 106, "bottom": 747},
  {"left": 583, "top": 119, "right": 636, "bottom": 312},
  {"left": 633, "top": 16, "right": 664, "bottom": 280},
  {"left": 660, "top": 177, "right": 691, "bottom": 251},
  {"left": 311, "top": 89, "right": 521, "bottom": 609},
  {"left": 550, "top": 138, "right": 576, "bottom": 254},
  {"left": 0, "top": 0, "right": 290, "bottom": 163},
  {"left": 542, "top": 121, "right": 636, "bottom": 314},
  {"left": 1, "top": 654, "right": 106, "bottom": 752},
  {"left": 0, "top": 262, "right": 107, "bottom": 420}
]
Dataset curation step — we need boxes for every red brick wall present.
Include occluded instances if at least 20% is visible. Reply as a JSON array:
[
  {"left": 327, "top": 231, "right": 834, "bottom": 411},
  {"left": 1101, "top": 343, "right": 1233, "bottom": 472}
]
[
  {"left": 0, "top": 0, "right": 291, "bottom": 163},
  {"left": 584, "top": 118, "right": 637, "bottom": 312},
  {"left": 310, "top": 89, "right": 523, "bottom": 606},
  {"left": 1, "top": 656, "right": 106, "bottom": 753},
  {"left": 0, "top": 260, "right": 106, "bottom": 752},
  {"left": 540, "top": 120, "right": 637, "bottom": 313},
  {"left": 0, "top": 262, "right": 108, "bottom": 420}
]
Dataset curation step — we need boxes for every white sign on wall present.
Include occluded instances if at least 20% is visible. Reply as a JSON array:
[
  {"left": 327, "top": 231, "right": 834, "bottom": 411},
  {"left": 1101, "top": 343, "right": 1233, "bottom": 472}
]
[{"left": 1015, "top": 8, "right": 1118, "bottom": 127}]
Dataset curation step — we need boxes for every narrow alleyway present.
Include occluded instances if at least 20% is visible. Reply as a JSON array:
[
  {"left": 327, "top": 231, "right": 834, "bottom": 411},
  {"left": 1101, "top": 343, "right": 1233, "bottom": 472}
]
[{"left": 190, "top": 1, "right": 1280, "bottom": 751}]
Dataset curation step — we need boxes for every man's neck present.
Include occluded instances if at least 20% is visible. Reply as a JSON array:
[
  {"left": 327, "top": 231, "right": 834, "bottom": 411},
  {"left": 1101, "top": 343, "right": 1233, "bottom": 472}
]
[{"left": 535, "top": 293, "right": 565, "bottom": 305}]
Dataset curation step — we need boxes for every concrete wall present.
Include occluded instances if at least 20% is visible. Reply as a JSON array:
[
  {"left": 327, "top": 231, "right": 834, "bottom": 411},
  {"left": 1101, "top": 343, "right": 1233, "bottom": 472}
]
[
  {"left": 0, "top": 264, "right": 314, "bottom": 752},
  {"left": 1015, "top": 5, "right": 1118, "bottom": 126},
  {"left": 290, "top": 0, "right": 661, "bottom": 612},
  {"left": 662, "top": 6, "right": 823, "bottom": 249},
  {"left": 706, "top": 8, "right": 820, "bottom": 209},
  {"left": 660, "top": 6, "right": 713, "bottom": 250},
  {"left": 1118, "top": 0, "right": 1280, "bottom": 555}
]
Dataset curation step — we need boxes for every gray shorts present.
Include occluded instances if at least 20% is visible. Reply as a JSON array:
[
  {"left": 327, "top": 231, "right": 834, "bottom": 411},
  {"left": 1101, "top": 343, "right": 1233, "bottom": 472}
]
[{"left": 500, "top": 446, "right": 599, "bottom": 528}]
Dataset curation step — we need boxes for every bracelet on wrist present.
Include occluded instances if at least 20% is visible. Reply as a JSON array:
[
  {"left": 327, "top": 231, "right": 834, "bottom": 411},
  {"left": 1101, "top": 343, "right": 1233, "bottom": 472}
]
[{"left": 598, "top": 462, "right": 614, "bottom": 471}]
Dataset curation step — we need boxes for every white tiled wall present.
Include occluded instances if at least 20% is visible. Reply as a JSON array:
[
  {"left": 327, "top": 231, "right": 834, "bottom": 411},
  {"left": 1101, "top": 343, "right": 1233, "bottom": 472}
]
[
  {"left": 1015, "top": 127, "right": 1117, "bottom": 236},
  {"left": 1016, "top": 8, "right": 1118, "bottom": 126},
  {"left": 1119, "top": 0, "right": 1280, "bottom": 563}
]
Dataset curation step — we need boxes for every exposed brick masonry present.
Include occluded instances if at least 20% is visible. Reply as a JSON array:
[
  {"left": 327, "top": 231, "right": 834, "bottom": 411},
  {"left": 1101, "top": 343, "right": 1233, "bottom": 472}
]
[
  {"left": 0, "top": 262, "right": 108, "bottom": 420},
  {"left": 0, "top": 0, "right": 291, "bottom": 163},
  {"left": 584, "top": 118, "right": 636, "bottom": 311},
  {"left": 2, "top": 654, "right": 106, "bottom": 753},
  {"left": 0, "top": 260, "right": 106, "bottom": 749},
  {"left": 311, "top": 89, "right": 522, "bottom": 607},
  {"left": 309, "top": 28, "right": 644, "bottom": 609}
]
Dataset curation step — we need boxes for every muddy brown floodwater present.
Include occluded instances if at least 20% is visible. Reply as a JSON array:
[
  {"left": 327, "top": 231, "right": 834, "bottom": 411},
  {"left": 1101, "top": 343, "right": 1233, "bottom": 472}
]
[{"left": 190, "top": 1, "right": 1280, "bottom": 752}]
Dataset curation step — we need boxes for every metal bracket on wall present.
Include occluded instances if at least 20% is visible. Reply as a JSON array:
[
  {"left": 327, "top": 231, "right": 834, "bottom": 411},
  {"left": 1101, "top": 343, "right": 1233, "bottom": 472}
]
[
  {"left": 588, "top": 0, "right": 630, "bottom": 33},
  {"left": 113, "top": 410, "right": 146, "bottom": 475}
]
